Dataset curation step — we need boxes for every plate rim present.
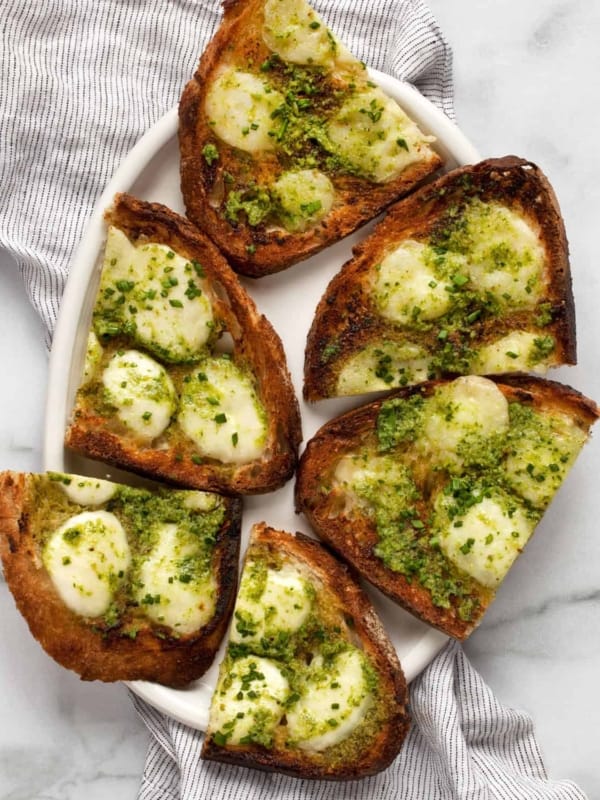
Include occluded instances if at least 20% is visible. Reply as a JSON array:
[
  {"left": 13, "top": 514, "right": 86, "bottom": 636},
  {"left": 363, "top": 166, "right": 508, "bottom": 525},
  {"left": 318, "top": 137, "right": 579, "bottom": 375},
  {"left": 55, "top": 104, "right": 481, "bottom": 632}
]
[{"left": 44, "top": 71, "right": 479, "bottom": 730}]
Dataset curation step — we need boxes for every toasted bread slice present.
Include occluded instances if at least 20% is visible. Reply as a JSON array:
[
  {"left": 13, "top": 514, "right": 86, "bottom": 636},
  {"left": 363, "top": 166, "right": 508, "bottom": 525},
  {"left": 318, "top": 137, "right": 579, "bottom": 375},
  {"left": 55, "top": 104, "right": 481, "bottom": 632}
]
[
  {"left": 202, "top": 523, "right": 409, "bottom": 780},
  {"left": 179, "top": 0, "right": 442, "bottom": 277},
  {"left": 296, "top": 375, "right": 598, "bottom": 639},
  {"left": 0, "top": 471, "right": 241, "bottom": 686},
  {"left": 65, "top": 194, "right": 301, "bottom": 495},
  {"left": 304, "top": 157, "right": 576, "bottom": 400}
]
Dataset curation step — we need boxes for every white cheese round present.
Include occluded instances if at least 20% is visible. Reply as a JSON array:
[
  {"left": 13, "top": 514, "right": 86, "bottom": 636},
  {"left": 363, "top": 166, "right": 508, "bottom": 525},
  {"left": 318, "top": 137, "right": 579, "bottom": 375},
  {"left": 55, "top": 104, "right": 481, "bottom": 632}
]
[
  {"left": 504, "top": 412, "right": 587, "bottom": 509},
  {"left": 262, "top": 0, "right": 338, "bottom": 67},
  {"left": 82, "top": 331, "right": 103, "bottom": 386},
  {"left": 373, "top": 240, "right": 453, "bottom": 324},
  {"left": 182, "top": 491, "right": 221, "bottom": 512},
  {"left": 43, "top": 511, "right": 130, "bottom": 618},
  {"left": 177, "top": 358, "right": 267, "bottom": 464},
  {"left": 100, "top": 227, "right": 214, "bottom": 362},
  {"left": 205, "top": 68, "right": 283, "bottom": 153},
  {"left": 272, "top": 169, "right": 335, "bottom": 231},
  {"left": 134, "top": 523, "right": 216, "bottom": 635},
  {"left": 58, "top": 475, "right": 117, "bottom": 506},
  {"left": 210, "top": 656, "right": 289, "bottom": 745},
  {"left": 327, "top": 87, "right": 434, "bottom": 183},
  {"left": 461, "top": 201, "right": 545, "bottom": 307},
  {"left": 422, "top": 376, "right": 509, "bottom": 468},
  {"left": 471, "top": 331, "right": 549, "bottom": 375},
  {"left": 286, "top": 649, "right": 372, "bottom": 751},
  {"left": 230, "top": 562, "right": 313, "bottom": 644},
  {"left": 336, "top": 341, "right": 430, "bottom": 395},
  {"left": 102, "top": 349, "right": 177, "bottom": 441},
  {"left": 435, "top": 494, "right": 533, "bottom": 589}
]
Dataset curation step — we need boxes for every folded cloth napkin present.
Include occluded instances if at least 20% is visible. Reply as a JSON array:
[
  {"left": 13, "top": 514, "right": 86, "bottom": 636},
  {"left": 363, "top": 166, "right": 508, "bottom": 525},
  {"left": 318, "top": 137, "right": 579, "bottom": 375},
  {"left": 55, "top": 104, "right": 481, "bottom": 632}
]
[{"left": 0, "top": 1, "right": 587, "bottom": 799}]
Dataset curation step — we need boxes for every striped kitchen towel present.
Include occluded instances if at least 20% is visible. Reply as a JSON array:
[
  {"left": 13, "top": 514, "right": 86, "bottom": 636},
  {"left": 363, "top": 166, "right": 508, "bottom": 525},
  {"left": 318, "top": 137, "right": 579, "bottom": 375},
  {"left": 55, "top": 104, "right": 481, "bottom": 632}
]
[
  {"left": 132, "top": 641, "right": 585, "bottom": 800},
  {"left": 0, "top": 1, "right": 587, "bottom": 798},
  {"left": 0, "top": 0, "right": 451, "bottom": 347}
]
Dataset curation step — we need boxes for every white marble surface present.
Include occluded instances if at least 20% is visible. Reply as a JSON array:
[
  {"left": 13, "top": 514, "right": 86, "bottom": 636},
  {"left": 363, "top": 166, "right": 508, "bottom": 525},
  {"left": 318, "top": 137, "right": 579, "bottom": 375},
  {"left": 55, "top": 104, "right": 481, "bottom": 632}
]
[{"left": 1, "top": 1, "right": 600, "bottom": 797}]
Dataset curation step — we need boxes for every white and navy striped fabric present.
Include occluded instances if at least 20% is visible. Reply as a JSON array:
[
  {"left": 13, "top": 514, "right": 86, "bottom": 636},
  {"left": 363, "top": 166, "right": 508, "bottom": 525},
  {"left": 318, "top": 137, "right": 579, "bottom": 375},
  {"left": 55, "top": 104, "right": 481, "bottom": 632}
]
[
  {"left": 0, "top": 0, "right": 451, "bottom": 348},
  {"left": 0, "top": 1, "right": 586, "bottom": 798},
  {"left": 133, "top": 642, "right": 586, "bottom": 800}
]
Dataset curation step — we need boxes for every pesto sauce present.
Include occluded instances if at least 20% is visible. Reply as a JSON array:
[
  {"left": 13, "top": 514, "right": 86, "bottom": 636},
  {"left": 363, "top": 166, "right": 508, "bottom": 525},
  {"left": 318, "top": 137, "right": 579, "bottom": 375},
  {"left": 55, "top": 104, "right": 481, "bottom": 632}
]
[
  {"left": 352, "top": 462, "right": 481, "bottom": 618},
  {"left": 219, "top": 56, "right": 366, "bottom": 232},
  {"left": 36, "top": 475, "right": 225, "bottom": 634},
  {"left": 370, "top": 198, "right": 554, "bottom": 380},
  {"left": 215, "top": 551, "right": 386, "bottom": 758},
  {"left": 376, "top": 395, "right": 425, "bottom": 452},
  {"left": 94, "top": 250, "right": 217, "bottom": 364},
  {"left": 363, "top": 391, "right": 578, "bottom": 615}
]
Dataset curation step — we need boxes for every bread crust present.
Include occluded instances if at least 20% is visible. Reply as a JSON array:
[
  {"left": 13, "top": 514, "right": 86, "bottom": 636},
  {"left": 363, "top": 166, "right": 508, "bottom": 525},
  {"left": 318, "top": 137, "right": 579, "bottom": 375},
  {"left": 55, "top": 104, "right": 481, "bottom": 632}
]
[
  {"left": 202, "top": 523, "right": 410, "bottom": 779},
  {"left": 179, "top": 0, "right": 442, "bottom": 277},
  {"left": 0, "top": 471, "right": 242, "bottom": 686},
  {"left": 304, "top": 156, "right": 576, "bottom": 399},
  {"left": 296, "top": 376, "right": 599, "bottom": 639},
  {"left": 65, "top": 193, "right": 302, "bottom": 495}
]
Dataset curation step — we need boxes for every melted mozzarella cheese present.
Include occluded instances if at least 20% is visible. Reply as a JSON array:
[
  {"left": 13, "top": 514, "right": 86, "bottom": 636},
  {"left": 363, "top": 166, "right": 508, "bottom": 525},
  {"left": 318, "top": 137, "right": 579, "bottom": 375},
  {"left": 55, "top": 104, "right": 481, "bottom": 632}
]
[
  {"left": 177, "top": 358, "right": 267, "bottom": 464},
  {"left": 102, "top": 349, "right": 177, "bottom": 441},
  {"left": 286, "top": 649, "right": 372, "bottom": 751},
  {"left": 230, "top": 562, "right": 312, "bottom": 644},
  {"left": 58, "top": 475, "right": 117, "bottom": 506},
  {"left": 205, "top": 68, "right": 283, "bottom": 152},
  {"left": 327, "top": 87, "right": 434, "bottom": 183},
  {"left": 82, "top": 331, "right": 103, "bottom": 386},
  {"left": 436, "top": 494, "right": 533, "bottom": 588},
  {"left": 334, "top": 452, "right": 413, "bottom": 504},
  {"left": 43, "top": 511, "right": 130, "bottom": 617},
  {"left": 461, "top": 201, "right": 545, "bottom": 307},
  {"left": 135, "top": 523, "right": 216, "bottom": 634},
  {"left": 504, "top": 412, "right": 587, "bottom": 509},
  {"left": 182, "top": 491, "right": 221, "bottom": 512},
  {"left": 471, "top": 331, "right": 549, "bottom": 375},
  {"left": 272, "top": 169, "right": 335, "bottom": 231},
  {"left": 422, "top": 376, "right": 509, "bottom": 468},
  {"left": 100, "top": 227, "right": 214, "bottom": 362},
  {"left": 262, "top": 0, "right": 339, "bottom": 67},
  {"left": 210, "top": 656, "right": 289, "bottom": 745},
  {"left": 336, "top": 341, "right": 431, "bottom": 395},
  {"left": 373, "top": 240, "right": 453, "bottom": 324}
]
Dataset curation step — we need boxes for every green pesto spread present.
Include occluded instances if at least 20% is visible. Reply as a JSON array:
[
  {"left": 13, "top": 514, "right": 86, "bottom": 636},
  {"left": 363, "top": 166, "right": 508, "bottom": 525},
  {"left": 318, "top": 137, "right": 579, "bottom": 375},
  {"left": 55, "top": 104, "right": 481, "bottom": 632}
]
[
  {"left": 93, "top": 230, "right": 216, "bottom": 365},
  {"left": 357, "top": 198, "right": 556, "bottom": 390},
  {"left": 337, "top": 381, "right": 586, "bottom": 619},
  {"left": 210, "top": 547, "right": 386, "bottom": 762},
  {"left": 206, "top": 46, "right": 431, "bottom": 234},
  {"left": 37, "top": 473, "right": 225, "bottom": 636}
]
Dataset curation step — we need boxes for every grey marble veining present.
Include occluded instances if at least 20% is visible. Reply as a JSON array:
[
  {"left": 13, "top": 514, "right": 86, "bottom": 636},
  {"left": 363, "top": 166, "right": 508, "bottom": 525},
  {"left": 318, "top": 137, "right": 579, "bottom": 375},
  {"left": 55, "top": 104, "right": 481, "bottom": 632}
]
[
  {"left": 1, "top": 0, "right": 600, "bottom": 797},
  {"left": 429, "top": 2, "right": 600, "bottom": 795}
]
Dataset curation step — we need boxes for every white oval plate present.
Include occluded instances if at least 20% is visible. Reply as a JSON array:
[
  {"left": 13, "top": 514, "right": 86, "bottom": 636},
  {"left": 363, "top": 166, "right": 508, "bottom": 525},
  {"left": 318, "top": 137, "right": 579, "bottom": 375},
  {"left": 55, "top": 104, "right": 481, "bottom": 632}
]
[{"left": 44, "top": 71, "right": 480, "bottom": 730}]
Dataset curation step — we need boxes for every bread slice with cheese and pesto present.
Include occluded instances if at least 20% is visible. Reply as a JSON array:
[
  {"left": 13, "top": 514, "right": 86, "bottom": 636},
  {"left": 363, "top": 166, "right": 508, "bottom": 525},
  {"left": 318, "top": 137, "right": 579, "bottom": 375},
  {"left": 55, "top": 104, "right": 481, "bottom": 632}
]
[
  {"left": 179, "top": 0, "right": 442, "bottom": 277},
  {"left": 304, "top": 157, "right": 576, "bottom": 400},
  {"left": 65, "top": 194, "right": 301, "bottom": 495},
  {"left": 0, "top": 471, "right": 242, "bottom": 686},
  {"left": 202, "top": 523, "right": 409, "bottom": 780},
  {"left": 296, "top": 375, "right": 598, "bottom": 639}
]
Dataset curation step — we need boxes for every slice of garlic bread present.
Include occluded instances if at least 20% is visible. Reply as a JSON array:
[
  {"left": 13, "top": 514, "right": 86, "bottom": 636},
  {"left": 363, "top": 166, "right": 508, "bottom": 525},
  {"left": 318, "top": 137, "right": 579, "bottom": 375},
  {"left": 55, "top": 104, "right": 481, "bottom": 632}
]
[
  {"left": 296, "top": 376, "right": 598, "bottom": 638},
  {"left": 179, "top": 0, "right": 442, "bottom": 277},
  {"left": 65, "top": 194, "right": 301, "bottom": 495},
  {"left": 0, "top": 471, "right": 241, "bottom": 686},
  {"left": 202, "top": 523, "right": 409, "bottom": 780},
  {"left": 304, "top": 157, "right": 576, "bottom": 399}
]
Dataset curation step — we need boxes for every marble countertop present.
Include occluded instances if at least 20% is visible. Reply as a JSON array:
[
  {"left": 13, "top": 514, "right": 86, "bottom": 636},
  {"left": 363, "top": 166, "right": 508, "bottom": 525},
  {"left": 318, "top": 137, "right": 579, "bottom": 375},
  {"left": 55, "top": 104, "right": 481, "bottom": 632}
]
[{"left": 1, "top": 1, "right": 599, "bottom": 797}]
